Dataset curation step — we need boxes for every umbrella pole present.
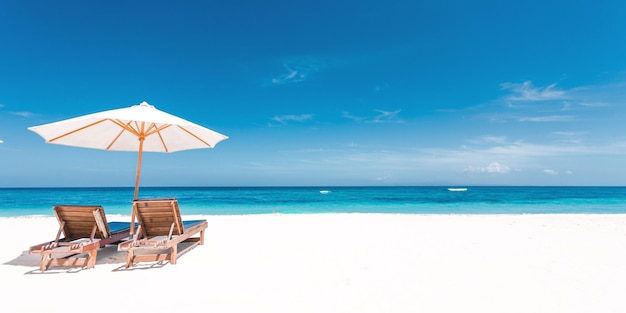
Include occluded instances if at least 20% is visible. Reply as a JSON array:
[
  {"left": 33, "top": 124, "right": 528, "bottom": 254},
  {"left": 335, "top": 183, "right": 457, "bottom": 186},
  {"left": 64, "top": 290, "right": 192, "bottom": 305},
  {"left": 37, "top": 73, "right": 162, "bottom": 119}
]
[
  {"left": 130, "top": 138, "right": 144, "bottom": 238},
  {"left": 134, "top": 139, "right": 144, "bottom": 200}
]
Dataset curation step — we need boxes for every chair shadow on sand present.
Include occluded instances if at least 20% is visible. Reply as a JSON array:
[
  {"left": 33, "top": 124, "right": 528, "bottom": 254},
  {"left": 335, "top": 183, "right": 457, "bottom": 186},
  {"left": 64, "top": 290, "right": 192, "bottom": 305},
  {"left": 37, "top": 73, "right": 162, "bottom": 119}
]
[
  {"left": 112, "top": 241, "right": 202, "bottom": 272},
  {"left": 4, "top": 244, "right": 133, "bottom": 274},
  {"left": 4, "top": 233, "right": 203, "bottom": 274},
  {"left": 2, "top": 244, "right": 202, "bottom": 273}
]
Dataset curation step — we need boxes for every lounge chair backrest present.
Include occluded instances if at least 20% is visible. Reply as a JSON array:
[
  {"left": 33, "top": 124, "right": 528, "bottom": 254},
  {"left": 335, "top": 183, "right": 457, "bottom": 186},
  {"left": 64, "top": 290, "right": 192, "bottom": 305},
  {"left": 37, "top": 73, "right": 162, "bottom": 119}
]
[
  {"left": 132, "top": 198, "right": 185, "bottom": 238},
  {"left": 53, "top": 205, "right": 111, "bottom": 239}
]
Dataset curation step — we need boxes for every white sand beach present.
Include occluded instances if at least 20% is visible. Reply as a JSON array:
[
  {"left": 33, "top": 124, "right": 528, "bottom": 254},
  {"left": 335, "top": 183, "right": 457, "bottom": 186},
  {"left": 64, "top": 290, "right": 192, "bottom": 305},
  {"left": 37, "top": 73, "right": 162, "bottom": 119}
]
[{"left": 2, "top": 213, "right": 626, "bottom": 313}]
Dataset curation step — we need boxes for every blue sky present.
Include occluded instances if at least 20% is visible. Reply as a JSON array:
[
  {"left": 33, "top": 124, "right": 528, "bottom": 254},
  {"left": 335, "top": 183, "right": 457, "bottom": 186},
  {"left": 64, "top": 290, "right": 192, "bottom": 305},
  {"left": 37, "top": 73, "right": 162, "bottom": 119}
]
[{"left": 1, "top": 0, "right": 626, "bottom": 187}]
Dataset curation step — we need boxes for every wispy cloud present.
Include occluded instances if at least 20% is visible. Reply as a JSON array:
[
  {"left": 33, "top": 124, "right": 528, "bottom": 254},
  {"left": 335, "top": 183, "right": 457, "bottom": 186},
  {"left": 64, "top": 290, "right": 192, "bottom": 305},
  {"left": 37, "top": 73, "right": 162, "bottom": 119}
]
[
  {"left": 464, "top": 162, "right": 511, "bottom": 174},
  {"left": 478, "top": 80, "right": 619, "bottom": 124},
  {"left": 543, "top": 169, "right": 574, "bottom": 176},
  {"left": 342, "top": 112, "right": 364, "bottom": 123},
  {"left": 374, "top": 83, "right": 389, "bottom": 92},
  {"left": 271, "top": 56, "right": 324, "bottom": 85},
  {"left": 501, "top": 81, "right": 567, "bottom": 101},
  {"left": 11, "top": 111, "right": 34, "bottom": 118},
  {"left": 551, "top": 131, "right": 585, "bottom": 144},
  {"left": 518, "top": 115, "right": 575, "bottom": 122},
  {"left": 272, "top": 67, "right": 303, "bottom": 85},
  {"left": 468, "top": 135, "right": 508, "bottom": 145},
  {"left": 271, "top": 114, "right": 313, "bottom": 125},
  {"left": 343, "top": 109, "right": 404, "bottom": 124},
  {"left": 0, "top": 104, "right": 32, "bottom": 121},
  {"left": 248, "top": 132, "right": 625, "bottom": 185},
  {"left": 371, "top": 110, "right": 404, "bottom": 123}
]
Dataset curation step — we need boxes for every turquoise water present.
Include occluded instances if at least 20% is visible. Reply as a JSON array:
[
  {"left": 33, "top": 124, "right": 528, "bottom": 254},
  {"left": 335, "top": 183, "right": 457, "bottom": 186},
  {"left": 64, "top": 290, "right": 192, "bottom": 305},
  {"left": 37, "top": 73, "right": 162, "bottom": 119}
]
[{"left": 1, "top": 186, "right": 625, "bottom": 217}]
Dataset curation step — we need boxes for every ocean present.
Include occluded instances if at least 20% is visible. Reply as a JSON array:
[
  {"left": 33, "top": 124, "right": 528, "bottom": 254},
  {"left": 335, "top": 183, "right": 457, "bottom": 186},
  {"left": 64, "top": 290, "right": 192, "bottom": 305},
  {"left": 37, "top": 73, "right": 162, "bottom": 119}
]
[{"left": 1, "top": 186, "right": 625, "bottom": 217}]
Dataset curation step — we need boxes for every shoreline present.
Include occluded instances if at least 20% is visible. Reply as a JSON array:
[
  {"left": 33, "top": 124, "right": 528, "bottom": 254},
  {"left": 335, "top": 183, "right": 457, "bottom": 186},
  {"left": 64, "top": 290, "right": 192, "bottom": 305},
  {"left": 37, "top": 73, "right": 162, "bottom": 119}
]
[
  {"left": 3, "top": 213, "right": 626, "bottom": 312},
  {"left": 4, "top": 210, "right": 626, "bottom": 218}
]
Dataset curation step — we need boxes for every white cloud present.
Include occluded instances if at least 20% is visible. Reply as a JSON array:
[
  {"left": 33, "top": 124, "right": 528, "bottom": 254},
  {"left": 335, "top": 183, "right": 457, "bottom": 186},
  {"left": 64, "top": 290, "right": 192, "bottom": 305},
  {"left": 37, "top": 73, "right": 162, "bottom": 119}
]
[
  {"left": 475, "top": 80, "right": 604, "bottom": 124},
  {"left": 518, "top": 115, "right": 574, "bottom": 122},
  {"left": 11, "top": 111, "right": 34, "bottom": 118},
  {"left": 271, "top": 57, "right": 323, "bottom": 85},
  {"left": 552, "top": 131, "right": 585, "bottom": 137},
  {"left": 468, "top": 136, "right": 507, "bottom": 145},
  {"left": 343, "top": 109, "right": 404, "bottom": 124},
  {"left": 464, "top": 162, "right": 511, "bottom": 174},
  {"left": 0, "top": 139, "right": 3, "bottom": 144},
  {"left": 371, "top": 110, "right": 404, "bottom": 123},
  {"left": 374, "top": 83, "right": 389, "bottom": 92},
  {"left": 501, "top": 81, "right": 567, "bottom": 101},
  {"left": 543, "top": 169, "right": 558, "bottom": 175},
  {"left": 342, "top": 112, "right": 364, "bottom": 122},
  {"left": 272, "top": 114, "right": 313, "bottom": 125},
  {"left": 272, "top": 67, "right": 303, "bottom": 85},
  {"left": 552, "top": 131, "right": 585, "bottom": 144}
]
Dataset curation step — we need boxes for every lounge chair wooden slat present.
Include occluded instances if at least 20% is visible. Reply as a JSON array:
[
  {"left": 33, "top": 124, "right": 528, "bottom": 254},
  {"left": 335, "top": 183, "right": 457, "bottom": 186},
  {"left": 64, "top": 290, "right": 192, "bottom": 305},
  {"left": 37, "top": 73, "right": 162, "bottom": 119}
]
[{"left": 118, "top": 198, "right": 207, "bottom": 268}]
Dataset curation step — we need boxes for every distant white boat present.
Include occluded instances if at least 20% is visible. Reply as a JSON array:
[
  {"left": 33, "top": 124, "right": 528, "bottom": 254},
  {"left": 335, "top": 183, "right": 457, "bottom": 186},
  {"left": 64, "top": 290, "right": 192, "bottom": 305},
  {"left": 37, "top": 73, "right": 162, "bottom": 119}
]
[
  {"left": 448, "top": 188, "right": 467, "bottom": 192},
  {"left": 320, "top": 190, "right": 331, "bottom": 194}
]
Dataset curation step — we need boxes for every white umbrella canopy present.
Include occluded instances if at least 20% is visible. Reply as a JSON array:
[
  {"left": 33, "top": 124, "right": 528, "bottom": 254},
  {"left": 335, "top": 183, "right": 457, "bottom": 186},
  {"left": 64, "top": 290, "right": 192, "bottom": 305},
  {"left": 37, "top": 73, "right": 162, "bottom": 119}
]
[{"left": 28, "top": 101, "right": 229, "bottom": 199}]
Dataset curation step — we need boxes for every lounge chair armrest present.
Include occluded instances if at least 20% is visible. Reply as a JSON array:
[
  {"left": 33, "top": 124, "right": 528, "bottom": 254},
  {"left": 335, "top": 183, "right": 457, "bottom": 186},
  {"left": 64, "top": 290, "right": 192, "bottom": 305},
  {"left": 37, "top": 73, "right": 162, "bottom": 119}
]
[
  {"left": 41, "top": 242, "right": 59, "bottom": 251},
  {"left": 69, "top": 242, "right": 85, "bottom": 250}
]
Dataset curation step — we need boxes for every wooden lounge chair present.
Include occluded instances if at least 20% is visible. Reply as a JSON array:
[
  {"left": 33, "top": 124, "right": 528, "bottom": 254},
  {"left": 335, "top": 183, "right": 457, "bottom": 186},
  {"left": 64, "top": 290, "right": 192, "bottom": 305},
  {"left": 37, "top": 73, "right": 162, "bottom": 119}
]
[
  {"left": 117, "top": 198, "right": 208, "bottom": 268},
  {"left": 29, "top": 205, "right": 132, "bottom": 271}
]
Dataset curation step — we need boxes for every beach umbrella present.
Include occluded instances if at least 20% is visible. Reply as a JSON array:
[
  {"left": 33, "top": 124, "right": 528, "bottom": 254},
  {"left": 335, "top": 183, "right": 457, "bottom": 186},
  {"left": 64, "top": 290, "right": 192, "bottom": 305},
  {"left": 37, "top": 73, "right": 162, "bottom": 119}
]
[{"left": 28, "top": 101, "right": 229, "bottom": 200}]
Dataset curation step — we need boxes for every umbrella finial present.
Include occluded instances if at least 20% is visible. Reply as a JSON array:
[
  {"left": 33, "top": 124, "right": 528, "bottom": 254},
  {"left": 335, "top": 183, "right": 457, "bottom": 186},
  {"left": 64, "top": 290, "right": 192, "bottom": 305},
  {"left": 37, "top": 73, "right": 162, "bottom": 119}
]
[{"left": 137, "top": 101, "right": 155, "bottom": 109}]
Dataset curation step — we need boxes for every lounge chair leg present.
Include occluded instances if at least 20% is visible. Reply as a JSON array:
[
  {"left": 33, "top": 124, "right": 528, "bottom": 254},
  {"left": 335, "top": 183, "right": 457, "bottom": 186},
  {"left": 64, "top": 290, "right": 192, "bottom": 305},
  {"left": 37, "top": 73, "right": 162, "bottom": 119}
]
[
  {"left": 170, "top": 246, "right": 177, "bottom": 265},
  {"left": 125, "top": 251, "right": 134, "bottom": 268},
  {"left": 40, "top": 254, "right": 51, "bottom": 271},
  {"left": 86, "top": 250, "right": 98, "bottom": 269}
]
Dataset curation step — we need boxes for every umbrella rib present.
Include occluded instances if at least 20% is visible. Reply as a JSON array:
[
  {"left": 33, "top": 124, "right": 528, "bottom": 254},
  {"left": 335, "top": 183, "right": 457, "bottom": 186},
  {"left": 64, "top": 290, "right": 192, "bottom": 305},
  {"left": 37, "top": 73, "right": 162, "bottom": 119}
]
[
  {"left": 144, "top": 124, "right": 172, "bottom": 136},
  {"left": 48, "top": 119, "right": 109, "bottom": 142},
  {"left": 177, "top": 125, "right": 215, "bottom": 148},
  {"left": 144, "top": 124, "right": 173, "bottom": 152},
  {"left": 110, "top": 119, "right": 141, "bottom": 137},
  {"left": 156, "top": 131, "right": 169, "bottom": 152},
  {"left": 106, "top": 129, "right": 127, "bottom": 150},
  {"left": 106, "top": 119, "right": 143, "bottom": 150}
]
